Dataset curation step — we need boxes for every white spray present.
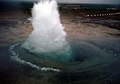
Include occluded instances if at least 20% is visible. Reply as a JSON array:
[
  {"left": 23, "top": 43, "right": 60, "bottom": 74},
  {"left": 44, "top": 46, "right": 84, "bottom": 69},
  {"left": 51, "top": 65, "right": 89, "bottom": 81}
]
[{"left": 22, "top": 0, "right": 72, "bottom": 62}]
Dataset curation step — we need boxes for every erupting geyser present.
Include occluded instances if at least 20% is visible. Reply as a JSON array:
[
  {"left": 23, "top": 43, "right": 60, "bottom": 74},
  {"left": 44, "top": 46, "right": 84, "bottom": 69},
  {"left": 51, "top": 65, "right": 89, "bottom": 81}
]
[{"left": 22, "top": 0, "right": 72, "bottom": 62}]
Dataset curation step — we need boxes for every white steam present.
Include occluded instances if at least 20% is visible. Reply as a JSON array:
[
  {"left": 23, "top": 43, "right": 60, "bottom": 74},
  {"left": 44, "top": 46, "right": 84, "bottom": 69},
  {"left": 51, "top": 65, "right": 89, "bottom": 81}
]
[{"left": 22, "top": 0, "right": 72, "bottom": 61}]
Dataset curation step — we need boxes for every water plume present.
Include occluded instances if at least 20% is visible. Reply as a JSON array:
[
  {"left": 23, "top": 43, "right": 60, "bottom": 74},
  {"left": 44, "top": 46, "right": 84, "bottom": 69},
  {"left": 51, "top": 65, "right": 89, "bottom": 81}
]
[{"left": 22, "top": 0, "right": 72, "bottom": 62}]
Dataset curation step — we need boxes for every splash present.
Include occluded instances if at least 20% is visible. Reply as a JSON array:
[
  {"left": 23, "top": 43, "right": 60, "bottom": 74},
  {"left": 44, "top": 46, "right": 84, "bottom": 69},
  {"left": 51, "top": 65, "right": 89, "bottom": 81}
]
[
  {"left": 9, "top": 43, "right": 61, "bottom": 72},
  {"left": 22, "top": 0, "right": 72, "bottom": 62}
]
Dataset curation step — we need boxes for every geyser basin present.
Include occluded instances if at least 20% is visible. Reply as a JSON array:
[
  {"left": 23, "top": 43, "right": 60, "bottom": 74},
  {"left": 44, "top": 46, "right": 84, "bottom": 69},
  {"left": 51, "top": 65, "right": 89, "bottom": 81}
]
[
  {"left": 9, "top": 36, "right": 118, "bottom": 72},
  {"left": 9, "top": 11, "right": 120, "bottom": 82},
  {"left": 22, "top": 0, "right": 73, "bottom": 62}
]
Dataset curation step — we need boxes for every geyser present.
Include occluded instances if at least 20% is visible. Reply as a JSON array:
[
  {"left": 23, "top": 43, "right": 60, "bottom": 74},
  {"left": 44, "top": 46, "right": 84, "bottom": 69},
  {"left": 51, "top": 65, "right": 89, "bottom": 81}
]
[{"left": 22, "top": 0, "right": 72, "bottom": 62}]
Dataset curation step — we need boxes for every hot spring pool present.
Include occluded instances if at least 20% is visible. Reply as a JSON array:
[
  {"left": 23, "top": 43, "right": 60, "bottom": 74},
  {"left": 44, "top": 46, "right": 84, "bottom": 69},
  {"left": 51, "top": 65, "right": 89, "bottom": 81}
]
[{"left": 9, "top": 37, "right": 119, "bottom": 72}]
